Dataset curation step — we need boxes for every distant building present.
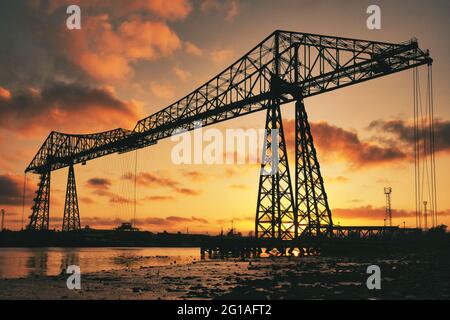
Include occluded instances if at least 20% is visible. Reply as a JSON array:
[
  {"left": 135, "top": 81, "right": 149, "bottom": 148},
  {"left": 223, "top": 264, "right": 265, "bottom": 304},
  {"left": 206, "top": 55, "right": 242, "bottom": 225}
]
[{"left": 115, "top": 222, "right": 139, "bottom": 232}]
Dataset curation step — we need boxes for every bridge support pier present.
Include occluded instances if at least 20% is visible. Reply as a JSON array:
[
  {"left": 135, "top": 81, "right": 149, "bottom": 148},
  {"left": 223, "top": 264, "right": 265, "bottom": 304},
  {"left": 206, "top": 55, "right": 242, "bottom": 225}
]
[
  {"left": 255, "top": 99, "right": 333, "bottom": 241},
  {"left": 255, "top": 99, "right": 297, "bottom": 240},
  {"left": 62, "top": 164, "right": 81, "bottom": 232},
  {"left": 295, "top": 100, "right": 332, "bottom": 236},
  {"left": 28, "top": 170, "right": 51, "bottom": 231}
]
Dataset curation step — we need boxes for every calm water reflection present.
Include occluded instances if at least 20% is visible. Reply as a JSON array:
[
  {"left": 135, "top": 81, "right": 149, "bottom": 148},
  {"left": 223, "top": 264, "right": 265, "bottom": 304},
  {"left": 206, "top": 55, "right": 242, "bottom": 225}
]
[{"left": 0, "top": 247, "right": 200, "bottom": 279}]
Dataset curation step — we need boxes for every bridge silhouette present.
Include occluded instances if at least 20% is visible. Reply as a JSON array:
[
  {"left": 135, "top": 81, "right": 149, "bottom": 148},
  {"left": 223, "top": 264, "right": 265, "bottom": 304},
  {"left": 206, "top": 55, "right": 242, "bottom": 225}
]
[{"left": 25, "top": 30, "right": 432, "bottom": 241}]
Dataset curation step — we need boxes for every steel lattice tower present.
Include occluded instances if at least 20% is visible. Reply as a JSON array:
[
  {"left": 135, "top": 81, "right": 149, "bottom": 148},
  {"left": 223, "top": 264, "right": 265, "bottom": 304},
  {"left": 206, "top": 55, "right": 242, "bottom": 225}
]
[
  {"left": 255, "top": 99, "right": 297, "bottom": 240},
  {"left": 62, "top": 164, "right": 81, "bottom": 231},
  {"left": 28, "top": 170, "right": 51, "bottom": 230},
  {"left": 384, "top": 187, "right": 392, "bottom": 227},
  {"left": 295, "top": 100, "right": 333, "bottom": 236}
]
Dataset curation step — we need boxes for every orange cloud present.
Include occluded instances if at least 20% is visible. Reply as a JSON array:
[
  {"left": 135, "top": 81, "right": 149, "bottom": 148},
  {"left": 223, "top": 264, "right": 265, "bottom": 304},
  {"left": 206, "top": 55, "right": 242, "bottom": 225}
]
[
  {"left": 150, "top": 82, "right": 176, "bottom": 100},
  {"left": 283, "top": 119, "right": 407, "bottom": 168},
  {"left": 210, "top": 49, "right": 235, "bottom": 64},
  {"left": 172, "top": 67, "right": 192, "bottom": 82},
  {"left": 185, "top": 41, "right": 203, "bottom": 56},
  {"left": 11, "top": 2, "right": 189, "bottom": 84},
  {"left": 326, "top": 176, "right": 349, "bottom": 183},
  {"left": 180, "top": 170, "right": 206, "bottom": 181},
  {"left": 230, "top": 184, "right": 248, "bottom": 190},
  {"left": 79, "top": 197, "right": 94, "bottom": 204},
  {"left": 0, "top": 87, "right": 11, "bottom": 100},
  {"left": 63, "top": 15, "right": 181, "bottom": 80}
]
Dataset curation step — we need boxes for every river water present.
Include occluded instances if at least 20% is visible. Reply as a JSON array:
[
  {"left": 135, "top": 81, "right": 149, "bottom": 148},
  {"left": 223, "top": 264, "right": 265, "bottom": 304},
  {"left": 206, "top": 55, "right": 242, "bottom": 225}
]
[
  {"left": 0, "top": 247, "right": 200, "bottom": 279},
  {"left": 1, "top": 247, "right": 449, "bottom": 299}
]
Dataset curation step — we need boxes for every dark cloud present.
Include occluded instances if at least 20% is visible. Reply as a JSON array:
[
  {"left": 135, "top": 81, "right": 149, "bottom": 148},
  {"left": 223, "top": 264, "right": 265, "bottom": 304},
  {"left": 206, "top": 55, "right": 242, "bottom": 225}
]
[
  {"left": 77, "top": 214, "right": 210, "bottom": 230},
  {"left": 123, "top": 172, "right": 201, "bottom": 196},
  {"left": 0, "top": 82, "right": 138, "bottom": 133},
  {"left": 0, "top": 1, "right": 94, "bottom": 90},
  {"left": 144, "top": 195, "right": 174, "bottom": 201},
  {"left": 142, "top": 215, "right": 209, "bottom": 227},
  {"left": 283, "top": 119, "right": 407, "bottom": 167},
  {"left": 333, "top": 206, "right": 450, "bottom": 221},
  {"left": 368, "top": 119, "right": 450, "bottom": 154},
  {"left": 109, "top": 195, "right": 134, "bottom": 205},
  {"left": 166, "top": 216, "right": 193, "bottom": 223},
  {"left": 125, "top": 172, "right": 179, "bottom": 188},
  {"left": 86, "top": 176, "right": 187, "bottom": 204},
  {"left": 190, "top": 216, "right": 209, "bottom": 224},
  {"left": 85, "top": 177, "right": 134, "bottom": 204},
  {"left": 0, "top": 174, "right": 34, "bottom": 206},
  {"left": 163, "top": 216, "right": 209, "bottom": 224},
  {"left": 86, "top": 177, "right": 112, "bottom": 189},
  {"left": 175, "top": 187, "right": 201, "bottom": 196}
]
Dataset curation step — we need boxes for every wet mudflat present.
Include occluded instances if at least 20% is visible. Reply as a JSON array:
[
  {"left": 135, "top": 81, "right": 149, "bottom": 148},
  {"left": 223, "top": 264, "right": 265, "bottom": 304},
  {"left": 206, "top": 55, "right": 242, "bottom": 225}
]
[{"left": 1, "top": 252, "right": 449, "bottom": 300}]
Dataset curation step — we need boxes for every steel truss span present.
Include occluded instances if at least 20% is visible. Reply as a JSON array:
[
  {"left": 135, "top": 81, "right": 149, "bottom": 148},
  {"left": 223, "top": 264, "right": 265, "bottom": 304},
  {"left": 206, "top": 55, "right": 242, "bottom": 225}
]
[{"left": 24, "top": 30, "right": 432, "bottom": 235}]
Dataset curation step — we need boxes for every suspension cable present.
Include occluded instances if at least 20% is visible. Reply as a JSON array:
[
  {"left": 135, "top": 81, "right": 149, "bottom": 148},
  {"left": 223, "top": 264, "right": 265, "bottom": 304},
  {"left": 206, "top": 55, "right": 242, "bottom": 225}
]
[
  {"left": 133, "top": 150, "right": 138, "bottom": 229},
  {"left": 21, "top": 172, "right": 27, "bottom": 231},
  {"left": 413, "top": 65, "right": 437, "bottom": 229},
  {"left": 429, "top": 64, "right": 438, "bottom": 226},
  {"left": 413, "top": 67, "right": 421, "bottom": 228},
  {"left": 413, "top": 68, "right": 418, "bottom": 227}
]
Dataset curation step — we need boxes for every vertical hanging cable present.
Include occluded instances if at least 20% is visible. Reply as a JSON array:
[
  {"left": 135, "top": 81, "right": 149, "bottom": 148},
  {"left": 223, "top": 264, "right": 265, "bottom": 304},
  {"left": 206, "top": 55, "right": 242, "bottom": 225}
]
[
  {"left": 427, "top": 65, "right": 434, "bottom": 227},
  {"left": 428, "top": 65, "right": 438, "bottom": 226},
  {"left": 413, "top": 68, "right": 418, "bottom": 228},
  {"left": 421, "top": 66, "right": 432, "bottom": 229},
  {"left": 419, "top": 67, "right": 429, "bottom": 229},
  {"left": 413, "top": 65, "right": 437, "bottom": 230},
  {"left": 414, "top": 67, "right": 421, "bottom": 228},
  {"left": 133, "top": 150, "right": 138, "bottom": 229},
  {"left": 21, "top": 172, "right": 27, "bottom": 230}
]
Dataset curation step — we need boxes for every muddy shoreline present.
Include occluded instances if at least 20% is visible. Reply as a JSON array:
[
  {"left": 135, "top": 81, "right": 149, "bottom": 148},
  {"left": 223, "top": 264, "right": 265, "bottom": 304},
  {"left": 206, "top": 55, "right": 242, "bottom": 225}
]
[{"left": 1, "top": 252, "right": 449, "bottom": 300}]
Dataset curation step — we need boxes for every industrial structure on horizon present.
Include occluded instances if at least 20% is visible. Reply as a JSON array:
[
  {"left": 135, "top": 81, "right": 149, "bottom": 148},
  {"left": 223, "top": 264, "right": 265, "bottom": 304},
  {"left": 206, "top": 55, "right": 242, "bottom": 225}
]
[{"left": 384, "top": 187, "right": 393, "bottom": 227}]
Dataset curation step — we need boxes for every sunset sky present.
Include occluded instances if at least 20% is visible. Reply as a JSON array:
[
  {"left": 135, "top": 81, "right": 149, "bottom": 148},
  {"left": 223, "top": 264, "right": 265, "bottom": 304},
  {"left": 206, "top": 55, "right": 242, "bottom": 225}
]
[{"left": 0, "top": 0, "right": 449, "bottom": 234}]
